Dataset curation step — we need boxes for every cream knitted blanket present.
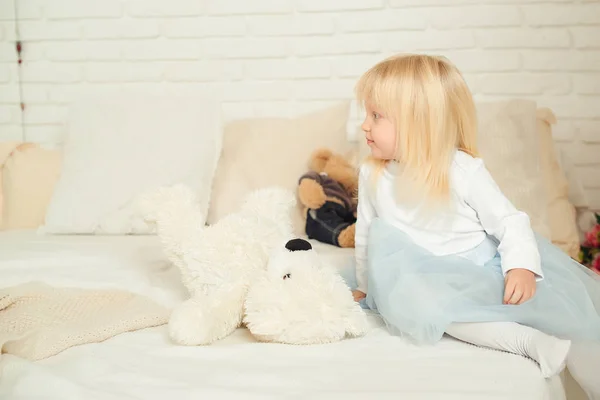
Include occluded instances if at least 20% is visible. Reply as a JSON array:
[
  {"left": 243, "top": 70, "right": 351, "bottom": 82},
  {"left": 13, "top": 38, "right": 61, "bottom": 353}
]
[{"left": 0, "top": 282, "right": 170, "bottom": 361}]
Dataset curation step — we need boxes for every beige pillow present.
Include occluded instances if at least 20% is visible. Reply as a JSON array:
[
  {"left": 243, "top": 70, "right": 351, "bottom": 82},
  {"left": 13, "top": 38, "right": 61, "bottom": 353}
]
[
  {"left": 0, "top": 142, "right": 23, "bottom": 226},
  {"left": 476, "top": 99, "right": 551, "bottom": 239},
  {"left": 207, "top": 101, "right": 353, "bottom": 234},
  {"left": 536, "top": 108, "right": 579, "bottom": 258},
  {"left": 1, "top": 144, "right": 62, "bottom": 230}
]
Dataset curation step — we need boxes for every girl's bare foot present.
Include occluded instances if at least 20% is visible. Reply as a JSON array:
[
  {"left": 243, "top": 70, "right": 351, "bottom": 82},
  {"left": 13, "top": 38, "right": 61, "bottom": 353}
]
[{"left": 352, "top": 290, "right": 366, "bottom": 302}]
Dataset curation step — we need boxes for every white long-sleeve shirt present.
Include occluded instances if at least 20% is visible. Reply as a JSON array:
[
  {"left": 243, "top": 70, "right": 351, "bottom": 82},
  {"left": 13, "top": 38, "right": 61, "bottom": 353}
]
[{"left": 354, "top": 150, "right": 542, "bottom": 294}]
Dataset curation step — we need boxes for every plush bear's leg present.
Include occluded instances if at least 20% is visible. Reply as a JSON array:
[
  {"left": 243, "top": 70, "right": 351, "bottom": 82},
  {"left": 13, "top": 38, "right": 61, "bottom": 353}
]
[
  {"left": 138, "top": 184, "right": 206, "bottom": 291},
  {"left": 338, "top": 224, "right": 356, "bottom": 248},
  {"left": 343, "top": 299, "right": 369, "bottom": 337},
  {"left": 168, "top": 284, "right": 246, "bottom": 345}
]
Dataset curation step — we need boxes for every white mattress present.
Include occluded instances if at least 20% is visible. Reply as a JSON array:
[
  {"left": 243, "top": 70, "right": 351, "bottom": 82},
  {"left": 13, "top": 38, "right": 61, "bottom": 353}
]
[{"left": 0, "top": 230, "right": 567, "bottom": 400}]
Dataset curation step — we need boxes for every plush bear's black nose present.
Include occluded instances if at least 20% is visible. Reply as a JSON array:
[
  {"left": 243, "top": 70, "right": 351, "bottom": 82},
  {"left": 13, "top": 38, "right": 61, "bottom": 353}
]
[{"left": 285, "top": 238, "right": 312, "bottom": 252}]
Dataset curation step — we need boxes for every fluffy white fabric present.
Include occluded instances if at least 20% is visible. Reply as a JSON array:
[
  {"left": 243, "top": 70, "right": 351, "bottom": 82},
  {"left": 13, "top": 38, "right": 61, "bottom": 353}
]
[
  {"left": 139, "top": 184, "right": 367, "bottom": 345},
  {"left": 41, "top": 91, "right": 222, "bottom": 235}
]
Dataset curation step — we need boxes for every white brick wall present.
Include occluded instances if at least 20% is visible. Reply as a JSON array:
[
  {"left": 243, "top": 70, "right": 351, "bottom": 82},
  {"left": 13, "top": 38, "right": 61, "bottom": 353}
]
[
  {"left": 0, "top": 0, "right": 23, "bottom": 141},
  {"left": 1, "top": 0, "right": 599, "bottom": 208}
]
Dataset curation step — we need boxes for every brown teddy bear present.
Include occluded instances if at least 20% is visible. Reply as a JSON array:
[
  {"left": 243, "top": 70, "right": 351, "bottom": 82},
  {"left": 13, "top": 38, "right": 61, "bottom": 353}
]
[{"left": 297, "top": 148, "right": 359, "bottom": 248}]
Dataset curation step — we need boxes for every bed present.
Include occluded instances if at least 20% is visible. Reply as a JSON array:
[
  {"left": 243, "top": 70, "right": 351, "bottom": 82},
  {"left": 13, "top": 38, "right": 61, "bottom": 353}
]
[
  {"left": 0, "top": 96, "right": 591, "bottom": 399},
  {"left": 0, "top": 229, "right": 568, "bottom": 400}
]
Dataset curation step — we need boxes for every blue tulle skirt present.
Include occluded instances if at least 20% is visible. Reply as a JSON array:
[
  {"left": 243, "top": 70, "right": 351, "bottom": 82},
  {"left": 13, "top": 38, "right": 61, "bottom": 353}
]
[{"left": 343, "top": 218, "right": 600, "bottom": 345}]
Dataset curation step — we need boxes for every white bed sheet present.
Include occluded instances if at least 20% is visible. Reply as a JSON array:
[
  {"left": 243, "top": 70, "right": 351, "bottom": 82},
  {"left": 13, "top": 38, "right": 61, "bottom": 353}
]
[{"left": 0, "top": 230, "right": 567, "bottom": 400}]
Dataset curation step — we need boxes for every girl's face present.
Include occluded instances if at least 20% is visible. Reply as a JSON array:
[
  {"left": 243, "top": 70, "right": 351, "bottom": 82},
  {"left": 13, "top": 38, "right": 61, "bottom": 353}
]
[{"left": 361, "top": 103, "right": 397, "bottom": 160}]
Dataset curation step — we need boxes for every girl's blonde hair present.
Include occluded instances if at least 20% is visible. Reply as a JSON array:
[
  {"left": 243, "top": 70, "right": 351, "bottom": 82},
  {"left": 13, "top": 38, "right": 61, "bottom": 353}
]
[{"left": 355, "top": 53, "right": 478, "bottom": 205}]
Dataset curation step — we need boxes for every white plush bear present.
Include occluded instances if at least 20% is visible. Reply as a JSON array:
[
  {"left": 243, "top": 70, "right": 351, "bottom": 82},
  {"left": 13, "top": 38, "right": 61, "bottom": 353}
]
[{"left": 139, "top": 184, "right": 368, "bottom": 346}]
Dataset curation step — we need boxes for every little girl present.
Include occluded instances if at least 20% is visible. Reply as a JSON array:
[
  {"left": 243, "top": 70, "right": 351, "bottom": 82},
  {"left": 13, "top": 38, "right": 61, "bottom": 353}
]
[{"left": 351, "top": 54, "right": 600, "bottom": 394}]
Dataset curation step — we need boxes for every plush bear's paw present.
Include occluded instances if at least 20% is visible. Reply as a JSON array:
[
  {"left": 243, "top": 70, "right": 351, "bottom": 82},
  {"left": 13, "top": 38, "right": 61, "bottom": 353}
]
[
  {"left": 298, "top": 179, "right": 327, "bottom": 210},
  {"left": 169, "top": 290, "right": 245, "bottom": 346},
  {"left": 344, "top": 302, "right": 370, "bottom": 338},
  {"left": 338, "top": 224, "right": 356, "bottom": 248},
  {"left": 168, "top": 297, "right": 213, "bottom": 346}
]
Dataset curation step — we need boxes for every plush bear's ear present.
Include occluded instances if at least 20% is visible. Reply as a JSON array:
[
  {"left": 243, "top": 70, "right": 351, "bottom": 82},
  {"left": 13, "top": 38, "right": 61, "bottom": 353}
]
[{"left": 309, "top": 148, "right": 333, "bottom": 172}]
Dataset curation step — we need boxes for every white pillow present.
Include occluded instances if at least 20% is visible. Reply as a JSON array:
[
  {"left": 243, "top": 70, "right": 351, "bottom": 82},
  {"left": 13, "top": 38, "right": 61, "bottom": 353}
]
[{"left": 40, "top": 91, "right": 222, "bottom": 235}]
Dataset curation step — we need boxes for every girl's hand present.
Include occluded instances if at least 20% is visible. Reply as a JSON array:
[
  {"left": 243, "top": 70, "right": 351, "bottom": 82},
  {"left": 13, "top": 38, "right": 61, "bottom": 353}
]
[
  {"left": 352, "top": 290, "right": 366, "bottom": 302},
  {"left": 503, "top": 268, "right": 536, "bottom": 305}
]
